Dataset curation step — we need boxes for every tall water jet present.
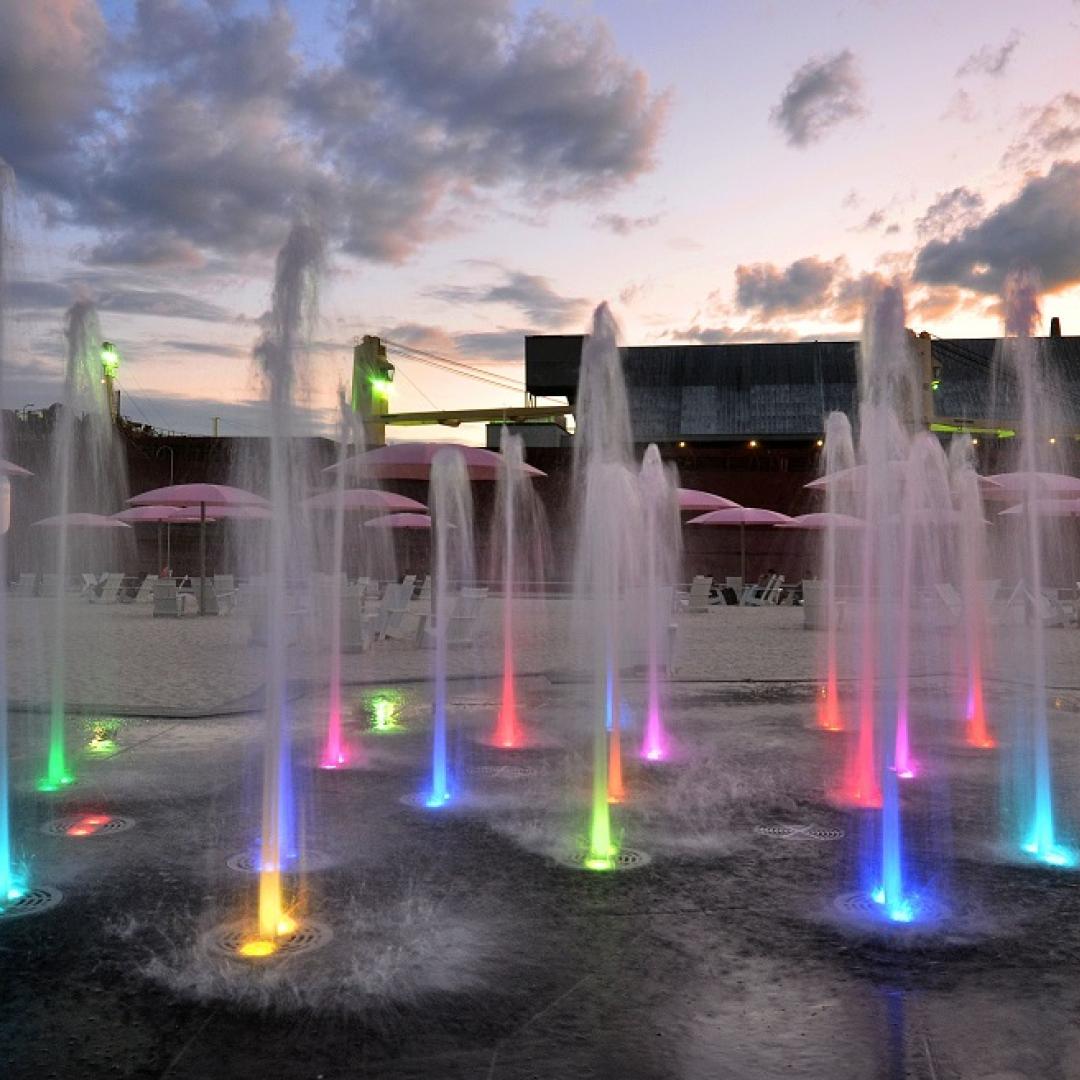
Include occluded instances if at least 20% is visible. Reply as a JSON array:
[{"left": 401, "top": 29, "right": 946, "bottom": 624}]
[
  {"left": 40, "top": 301, "right": 127, "bottom": 792},
  {"left": 426, "top": 449, "right": 475, "bottom": 806},
  {"left": 997, "top": 267, "right": 1073, "bottom": 867},
  {"left": 818, "top": 412, "right": 856, "bottom": 733},
  {"left": 948, "top": 436, "right": 995, "bottom": 750},
  {"left": 572, "top": 304, "right": 644, "bottom": 868},
  {"left": 0, "top": 163, "right": 20, "bottom": 905},
  {"left": 489, "top": 429, "right": 547, "bottom": 750},
  {"left": 319, "top": 392, "right": 361, "bottom": 771},
  {"left": 249, "top": 222, "right": 325, "bottom": 948},
  {"left": 638, "top": 444, "right": 680, "bottom": 762}
]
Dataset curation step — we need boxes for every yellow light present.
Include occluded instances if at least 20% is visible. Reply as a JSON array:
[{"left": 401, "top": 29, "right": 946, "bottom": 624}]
[
  {"left": 748, "top": 439, "right": 758, "bottom": 449},
  {"left": 275, "top": 915, "right": 297, "bottom": 936},
  {"left": 677, "top": 441, "right": 686, "bottom": 448},
  {"left": 239, "top": 939, "right": 277, "bottom": 958},
  {"left": 815, "top": 439, "right": 824, "bottom": 448},
  {"left": 1049, "top": 437, "right": 1057, "bottom": 445},
  {"left": 972, "top": 438, "right": 979, "bottom": 446}
]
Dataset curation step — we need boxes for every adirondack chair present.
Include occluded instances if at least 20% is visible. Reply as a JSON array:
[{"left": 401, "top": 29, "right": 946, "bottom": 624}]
[
  {"left": 130, "top": 574, "right": 158, "bottom": 604},
  {"left": 677, "top": 575, "right": 713, "bottom": 613},
  {"left": 153, "top": 578, "right": 182, "bottom": 617},
  {"left": 742, "top": 573, "right": 778, "bottom": 606},
  {"left": 213, "top": 575, "right": 237, "bottom": 614},
  {"left": 372, "top": 575, "right": 417, "bottom": 640},
  {"left": 90, "top": 573, "right": 125, "bottom": 604},
  {"left": 416, "top": 586, "right": 489, "bottom": 648}
]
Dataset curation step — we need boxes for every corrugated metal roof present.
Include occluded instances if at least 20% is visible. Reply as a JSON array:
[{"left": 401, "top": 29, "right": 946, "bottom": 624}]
[{"left": 526, "top": 334, "right": 1080, "bottom": 438}]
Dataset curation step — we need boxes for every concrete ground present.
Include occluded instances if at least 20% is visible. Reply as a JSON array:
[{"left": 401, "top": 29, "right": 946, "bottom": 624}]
[{"left": 3, "top": 602, "right": 1080, "bottom": 1078}]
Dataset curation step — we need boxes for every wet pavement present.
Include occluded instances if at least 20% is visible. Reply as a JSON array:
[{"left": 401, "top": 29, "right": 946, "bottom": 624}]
[{"left": 2, "top": 679, "right": 1080, "bottom": 1079}]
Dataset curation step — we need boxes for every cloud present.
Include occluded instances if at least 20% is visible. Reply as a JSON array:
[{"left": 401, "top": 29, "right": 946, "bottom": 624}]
[
  {"left": 162, "top": 340, "right": 249, "bottom": 359},
  {"left": 913, "top": 161, "right": 1080, "bottom": 294},
  {"left": 429, "top": 269, "right": 587, "bottom": 329},
  {"left": 663, "top": 325, "right": 799, "bottom": 344},
  {"left": 770, "top": 50, "right": 865, "bottom": 147},
  {"left": 735, "top": 257, "right": 845, "bottom": 316},
  {"left": 915, "top": 187, "right": 985, "bottom": 241},
  {"left": 594, "top": 212, "right": 661, "bottom": 235},
  {"left": 1, "top": 0, "right": 667, "bottom": 268},
  {"left": 1005, "top": 92, "right": 1080, "bottom": 169},
  {"left": 942, "top": 89, "right": 978, "bottom": 123},
  {"left": 0, "top": 0, "right": 109, "bottom": 193},
  {"left": 8, "top": 277, "right": 234, "bottom": 322},
  {"left": 957, "top": 30, "right": 1021, "bottom": 78},
  {"left": 382, "top": 321, "right": 524, "bottom": 362}
]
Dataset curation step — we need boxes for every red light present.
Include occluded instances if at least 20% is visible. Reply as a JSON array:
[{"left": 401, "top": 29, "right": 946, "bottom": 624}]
[{"left": 65, "top": 813, "right": 112, "bottom": 836}]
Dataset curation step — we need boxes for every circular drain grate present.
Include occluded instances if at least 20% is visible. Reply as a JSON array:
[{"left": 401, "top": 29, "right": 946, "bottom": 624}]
[
  {"left": 755, "top": 824, "right": 845, "bottom": 842},
  {"left": 833, "top": 891, "right": 949, "bottom": 926},
  {"left": 42, "top": 815, "right": 135, "bottom": 838},
  {"left": 805, "top": 827, "right": 846, "bottom": 841},
  {"left": 556, "top": 846, "right": 652, "bottom": 871},
  {"left": 0, "top": 886, "right": 63, "bottom": 920},
  {"left": 614, "top": 848, "right": 651, "bottom": 869},
  {"left": 226, "top": 850, "right": 334, "bottom": 875},
  {"left": 469, "top": 764, "right": 535, "bottom": 781},
  {"left": 205, "top": 919, "right": 333, "bottom": 961},
  {"left": 755, "top": 824, "right": 800, "bottom": 838}
]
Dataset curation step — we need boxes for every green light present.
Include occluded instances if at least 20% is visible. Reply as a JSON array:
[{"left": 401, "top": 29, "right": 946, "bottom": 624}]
[
  {"left": 367, "top": 690, "right": 405, "bottom": 733},
  {"left": 930, "top": 378, "right": 941, "bottom": 391},
  {"left": 370, "top": 377, "right": 391, "bottom": 398},
  {"left": 101, "top": 342, "right": 120, "bottom": 379}
]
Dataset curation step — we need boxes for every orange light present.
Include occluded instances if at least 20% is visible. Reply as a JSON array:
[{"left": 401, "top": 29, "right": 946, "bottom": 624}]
[
  {"left": 748, "top": 439, "right": 758, "bottom": 449},
  {"left": 239, "top": 939, "right": 277, "bottom": 958},
  {"left": 815, "top": 439, "right": 824, "bottom": 448},
  {"left": 677, "top": 441, "right": 687, "bottom": 448}
]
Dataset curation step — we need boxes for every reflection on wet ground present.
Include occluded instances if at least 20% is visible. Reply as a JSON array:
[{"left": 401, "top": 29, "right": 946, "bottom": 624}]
[{"left": 2, "top": 678, "right": 1080, "bottom": 1079}]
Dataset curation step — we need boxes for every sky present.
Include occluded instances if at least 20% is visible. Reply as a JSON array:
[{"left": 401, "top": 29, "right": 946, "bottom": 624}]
[{"left": 2, "top": 0, "right": 1079, "bottom": 441}]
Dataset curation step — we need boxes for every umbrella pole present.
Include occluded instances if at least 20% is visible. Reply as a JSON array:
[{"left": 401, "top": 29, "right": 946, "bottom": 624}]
[
  {"left": 740, "top": 522, "right": 746, "bottom": 587},
  {"left": 199, "top": 502, "right": 207, "bottom": 615},
  {"left": 157, "top": 523, "right": 163, "bottom": 574}
]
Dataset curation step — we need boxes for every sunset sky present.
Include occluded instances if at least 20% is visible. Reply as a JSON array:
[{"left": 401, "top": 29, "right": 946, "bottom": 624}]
[{"left": 3, "top": 0, "right": 1079, "bottom": 441}]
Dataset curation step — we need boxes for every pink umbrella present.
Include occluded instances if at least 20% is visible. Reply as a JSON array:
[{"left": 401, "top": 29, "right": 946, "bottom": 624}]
[
  {"left": 678, "top": 488, "right": 741, "bottom": 512},
  {"left": 325, "top": 442, "right": 545, "bottom": 481},
  {"left": 32, "top": 512, "right": 132, "bottom": 529},
  {"left": 982, "top": 472, "right": 1080, "bottom": 501},
  {"left": 776, "top": 512, "right": 865, "bottom": 530},
  {"left": 998, "top": 497, "right": 1080, "bottom": 517},
  {"left": 128, "top": 483, "right": 269, "bottom": 614},
  {"left": 304, "top": 489, "right": 427, "bottom": 512},
  {"left": 687, "top": 507, "right": 793, "bottom": 583},
  {"left": 364, "top": 513, "right": 433, "bottom": 529},
  {"left": 113, "top": 505, "right": 203, "bottom": 524}
]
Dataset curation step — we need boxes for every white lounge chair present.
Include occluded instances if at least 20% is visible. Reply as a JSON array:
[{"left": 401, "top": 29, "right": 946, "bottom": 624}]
[
  {"left": 742, "top": 574, "right": 778, "bottom": 606},
  {"left": 802, "top": 580, "right": 826, "bottom": 629},
  {"left": 678, "top": 575, "right": 713, "bottom": 614},
  {"left": 372, "top": 575, "right": 417, "bottom": 640},
  {"left": 416, "top": 586, "right": 488, "bottom": 647},
  {"left": 213, "top": 575, "right": 237, "bottom": 614},
  {"left": 129, "top": 574, "right": 158, "bottom": 604},
  {"left": 90, "top": 573, "right": 125, "bottom": 604},
  {"left": 153, "top": 578, "right": 182, "bottom": 617}
]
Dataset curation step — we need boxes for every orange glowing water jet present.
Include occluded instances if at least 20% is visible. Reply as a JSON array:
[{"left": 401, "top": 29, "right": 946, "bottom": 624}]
[{"left": 607, "top": 727, "right": 625, "bottom": 804}]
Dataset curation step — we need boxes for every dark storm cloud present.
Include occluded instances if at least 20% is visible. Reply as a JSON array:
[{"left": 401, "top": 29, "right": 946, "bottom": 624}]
[
  {"left": 735, "top": 257, "right": 844, "bottom": 316},
  {"left": 770, "top": 50, "right": 865, "bottom": 148},
  {"left": 0, "top": 0, "right": 667, "bottom": 268},
  {"left": 956, "top": 30, "right": 1021, "bottom": 78},
  {"left": 429, "top": 270, "right": 587, "bottom": 329},
  {"left": 913, "top": 161, "right": 1080, "bottom": 294}
]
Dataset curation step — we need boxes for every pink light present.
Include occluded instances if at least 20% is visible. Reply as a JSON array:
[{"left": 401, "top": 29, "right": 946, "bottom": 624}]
[
  {"left": 491, "top": 638, "right": 525, "bottom": 749},
  {"left": 319, "top": 707, "right": 354, "bottom": 770}
]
